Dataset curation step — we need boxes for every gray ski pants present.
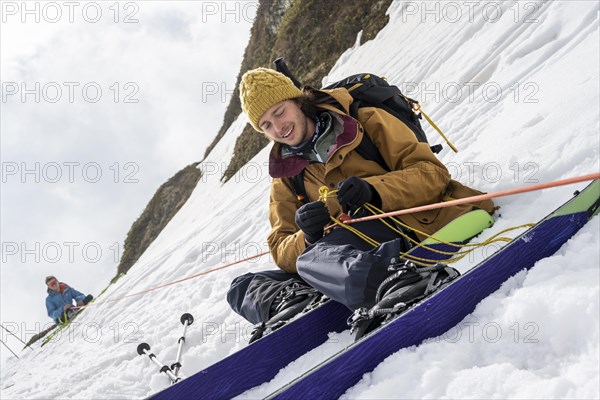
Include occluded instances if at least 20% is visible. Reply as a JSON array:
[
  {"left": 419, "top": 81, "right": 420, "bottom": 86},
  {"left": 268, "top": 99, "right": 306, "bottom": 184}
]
[{"left": 227, "top": 219, "right": 409, "bottom": 324}]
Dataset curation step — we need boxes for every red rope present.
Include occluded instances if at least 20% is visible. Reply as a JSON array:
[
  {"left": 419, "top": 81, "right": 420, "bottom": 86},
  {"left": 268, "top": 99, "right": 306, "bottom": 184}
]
[{"left": 74, "top": 251, "right": 270, "bottom": 309}]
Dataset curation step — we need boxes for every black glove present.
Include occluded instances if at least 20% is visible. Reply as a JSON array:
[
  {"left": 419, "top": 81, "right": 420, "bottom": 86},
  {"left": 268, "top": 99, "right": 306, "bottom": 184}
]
[
  {"left": 337, "top": 176, "right": 374, "bottom": 209},
  {"left": 83, "top": 294, "right": 94, "bottom": 305},
  {"left": 295, "top": 201, "right": 330, "bottom": 244}
]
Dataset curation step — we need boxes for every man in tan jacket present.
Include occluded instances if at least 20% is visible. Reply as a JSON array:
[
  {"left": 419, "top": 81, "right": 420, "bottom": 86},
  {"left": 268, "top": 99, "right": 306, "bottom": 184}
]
[{"left": 227, "top": 68, "right": 493, "bottom": 337}]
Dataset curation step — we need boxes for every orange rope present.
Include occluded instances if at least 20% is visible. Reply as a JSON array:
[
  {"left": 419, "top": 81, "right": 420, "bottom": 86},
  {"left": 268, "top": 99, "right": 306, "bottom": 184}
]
[
  {"left": 346, "top": 173, "right": 600, "bottom": 224},
  {"left": 75, "top": 173, "right": 599, "bottom": 309},
  {"left": 73, "top": 251, "right": 270, "bottom": 309}
]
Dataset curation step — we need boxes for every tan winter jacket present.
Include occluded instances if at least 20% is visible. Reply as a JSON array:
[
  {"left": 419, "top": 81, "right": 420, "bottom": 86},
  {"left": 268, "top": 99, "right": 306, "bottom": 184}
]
[{"left": 267, "top": 88, "right": 494, "bottom": 272}]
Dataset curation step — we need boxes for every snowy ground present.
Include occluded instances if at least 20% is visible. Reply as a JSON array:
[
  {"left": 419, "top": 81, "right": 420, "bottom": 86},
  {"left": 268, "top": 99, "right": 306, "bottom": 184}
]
[{"left": 1, "top": 1, "right": 599, "bottom": 399}]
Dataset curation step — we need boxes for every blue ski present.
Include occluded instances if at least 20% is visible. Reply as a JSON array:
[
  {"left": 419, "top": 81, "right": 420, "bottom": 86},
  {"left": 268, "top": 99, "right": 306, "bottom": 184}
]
[
  {"left": 268, "top": 179, "right": 600, "bottom": 399},
  {"left": 150, "top": 210, "right": 495, "bottom": 399}
]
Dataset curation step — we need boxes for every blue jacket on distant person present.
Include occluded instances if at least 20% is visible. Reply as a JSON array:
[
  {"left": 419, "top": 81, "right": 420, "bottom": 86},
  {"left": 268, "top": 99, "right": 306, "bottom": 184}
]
[{"left": 45, "top": 282, "right": 86, "bottom": 322}]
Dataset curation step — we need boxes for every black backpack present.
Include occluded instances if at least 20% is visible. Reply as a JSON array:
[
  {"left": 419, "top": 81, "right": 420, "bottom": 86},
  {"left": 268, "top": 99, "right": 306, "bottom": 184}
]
[{"left": 273, "top": 58, "right": 451, "bottom": 204}]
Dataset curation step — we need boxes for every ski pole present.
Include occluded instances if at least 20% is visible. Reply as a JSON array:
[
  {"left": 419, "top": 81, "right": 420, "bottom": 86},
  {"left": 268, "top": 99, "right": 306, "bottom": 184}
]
[
  {"left": 346, "top": 172, "right": 600, "bottom": 224},
  {"left": 0, "top": 338, "right": 19, "bottom": 359},
  {"left": 137, "top": 343, "right": 180, "bottom": 384},
  {"left": 171, "top": 313, "right": 194, "bottom": 377},
  {"left": 0, "top": 323, "right": 28, "bottom": 346}
]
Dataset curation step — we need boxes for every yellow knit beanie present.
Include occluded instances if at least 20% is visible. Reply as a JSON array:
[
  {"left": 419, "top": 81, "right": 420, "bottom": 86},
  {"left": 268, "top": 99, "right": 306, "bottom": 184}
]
[{"left": 239, "top": 68, "right": 303, "bottom": 132}]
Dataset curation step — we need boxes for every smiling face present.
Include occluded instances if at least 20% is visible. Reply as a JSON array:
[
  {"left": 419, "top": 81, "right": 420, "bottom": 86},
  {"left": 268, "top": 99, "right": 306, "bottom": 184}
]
[{"left": 258, "top": 100, "right": 316, "bottom": 146}]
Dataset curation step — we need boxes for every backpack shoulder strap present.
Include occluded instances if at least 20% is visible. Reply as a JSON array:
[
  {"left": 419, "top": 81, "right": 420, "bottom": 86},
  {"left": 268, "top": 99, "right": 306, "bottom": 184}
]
[{"left": 354, "top": 131, "right": 390, "bottom": 173}]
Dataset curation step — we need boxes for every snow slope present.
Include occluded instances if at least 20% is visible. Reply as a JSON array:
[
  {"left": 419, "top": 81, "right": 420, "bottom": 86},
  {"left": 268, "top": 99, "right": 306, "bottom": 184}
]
[{"left": 1, "top": 1, "right": 598, "bottom": 399}]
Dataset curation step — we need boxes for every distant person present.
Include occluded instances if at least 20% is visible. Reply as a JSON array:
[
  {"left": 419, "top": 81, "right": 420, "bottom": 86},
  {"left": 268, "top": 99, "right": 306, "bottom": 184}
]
[{"left": 45, "top": 276, "right": 93, "bottom": 323}]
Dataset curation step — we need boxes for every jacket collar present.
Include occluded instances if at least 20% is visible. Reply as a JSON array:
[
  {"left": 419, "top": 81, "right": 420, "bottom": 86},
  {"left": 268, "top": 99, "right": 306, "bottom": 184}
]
[
  {"left": 280, "top": 112, "right": 333, "bottom": 161},
  {"left": 268, "top": 113, "right": 358, "bottom": 178},
  {"left": 47, "top": 282, "right": 68, "bottom": 294}
]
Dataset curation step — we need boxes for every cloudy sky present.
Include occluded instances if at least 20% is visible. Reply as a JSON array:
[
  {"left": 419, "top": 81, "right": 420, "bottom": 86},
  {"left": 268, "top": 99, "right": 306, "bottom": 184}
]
[{"left": 0, "top": 0, "right": 256, "bottom": 362}]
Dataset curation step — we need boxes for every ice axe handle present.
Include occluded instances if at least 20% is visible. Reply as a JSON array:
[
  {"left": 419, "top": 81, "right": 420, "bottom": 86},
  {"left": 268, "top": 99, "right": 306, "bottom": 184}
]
[{"left": 273, "top": 57, "right": 303, "bottom": 89}]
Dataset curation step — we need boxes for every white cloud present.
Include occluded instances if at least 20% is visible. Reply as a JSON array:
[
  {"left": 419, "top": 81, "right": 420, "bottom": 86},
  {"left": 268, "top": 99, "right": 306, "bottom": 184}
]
[{"left": 0, "top": 0, "right": 256, "bottom": 361}]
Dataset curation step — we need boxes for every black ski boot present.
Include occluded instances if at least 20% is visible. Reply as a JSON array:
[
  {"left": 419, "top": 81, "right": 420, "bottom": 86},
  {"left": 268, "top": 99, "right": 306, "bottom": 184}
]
[
  {"left": 349, "top": 260, "right": 460, "bottom": 340},
  {"left": 249, "top": 282, "right": 325, "bottom": 343}
]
